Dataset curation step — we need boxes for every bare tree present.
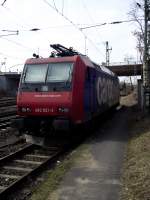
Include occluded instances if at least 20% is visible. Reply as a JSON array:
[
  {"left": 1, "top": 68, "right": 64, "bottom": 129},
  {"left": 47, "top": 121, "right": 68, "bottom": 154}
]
[{"left": 128, "top": 1, "right": 144, "bottom": 63}]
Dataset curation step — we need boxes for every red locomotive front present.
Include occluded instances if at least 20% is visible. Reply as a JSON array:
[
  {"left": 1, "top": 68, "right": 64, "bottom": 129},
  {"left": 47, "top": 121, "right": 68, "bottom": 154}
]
[
  {"left": 14, "top": 44, "right": 120, "bottom": 144},
  {"left": 16, "top": 54, "right": 86, "bottom": 136}
]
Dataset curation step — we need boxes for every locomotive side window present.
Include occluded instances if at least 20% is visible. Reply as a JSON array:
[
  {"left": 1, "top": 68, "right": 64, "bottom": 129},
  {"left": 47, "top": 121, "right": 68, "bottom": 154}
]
[
  {"left": 24, "top": 64, "right": 48, "bottom": 83},
  {"left": 46, "top": 63, "right": 73, "bottom": 83}
]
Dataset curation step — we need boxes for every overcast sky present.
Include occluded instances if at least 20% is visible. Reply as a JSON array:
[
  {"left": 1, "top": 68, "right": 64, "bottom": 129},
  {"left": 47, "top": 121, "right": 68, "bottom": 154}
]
[{"left": 0, "top": 0, "right": 139, "bottom": 72}]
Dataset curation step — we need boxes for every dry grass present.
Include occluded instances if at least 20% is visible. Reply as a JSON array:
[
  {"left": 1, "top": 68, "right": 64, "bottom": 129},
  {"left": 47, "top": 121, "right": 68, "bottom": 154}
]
[
  {"left": 121, "top": 114, "right": 150, "bottom": 200},
  {"left": 120, "top": 92, "right": 137, "bottom": 107}
]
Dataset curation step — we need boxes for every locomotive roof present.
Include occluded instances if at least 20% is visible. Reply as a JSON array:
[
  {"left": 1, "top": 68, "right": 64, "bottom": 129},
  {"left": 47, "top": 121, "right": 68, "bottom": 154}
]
[
  {"left": 81, "top": 56, "right": 115, "bottom": 76},
  {"left": 25, "top": 55, "right": 79, "bottom": 64},
  {"left": 94, "top": 64, "right": 115, "bottom": 76}
]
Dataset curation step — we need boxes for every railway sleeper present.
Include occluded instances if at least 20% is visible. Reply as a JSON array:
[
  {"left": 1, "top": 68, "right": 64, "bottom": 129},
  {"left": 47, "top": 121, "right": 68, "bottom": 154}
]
[
  {"left": 3, "top": 166, "right": 32, "bottom": 172},
  {"left": 14, "top": 159, "right": 42, "bottom": 165}
]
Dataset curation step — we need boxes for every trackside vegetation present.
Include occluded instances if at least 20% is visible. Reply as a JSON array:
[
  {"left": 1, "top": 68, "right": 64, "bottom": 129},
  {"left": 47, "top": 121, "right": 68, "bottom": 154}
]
[{"left": 121, "top": 111, "right": 150, "bottom": 200}]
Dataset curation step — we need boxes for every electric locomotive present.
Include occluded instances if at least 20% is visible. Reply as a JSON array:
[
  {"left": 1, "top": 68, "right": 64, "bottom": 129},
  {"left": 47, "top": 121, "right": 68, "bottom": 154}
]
[{"left": 15, "top": 44, "right": 120, "bottom": 143}]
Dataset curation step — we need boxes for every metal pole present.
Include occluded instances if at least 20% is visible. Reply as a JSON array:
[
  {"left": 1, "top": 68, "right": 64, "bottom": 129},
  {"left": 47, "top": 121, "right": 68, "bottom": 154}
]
[
  {"left": 84, "top": 36, "right": 87, "bottom": 55},
  {"left": 106, "top": 41, "right": 108, "bottom": 66},
  {"left": 106, "top": 41, "right": 112, "bottom": 66}
]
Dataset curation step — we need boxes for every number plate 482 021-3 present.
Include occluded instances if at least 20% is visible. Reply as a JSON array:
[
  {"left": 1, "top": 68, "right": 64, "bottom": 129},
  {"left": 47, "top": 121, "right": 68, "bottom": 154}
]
[{"left": 35, "top": 108, "right": 54, "bottom": 113}]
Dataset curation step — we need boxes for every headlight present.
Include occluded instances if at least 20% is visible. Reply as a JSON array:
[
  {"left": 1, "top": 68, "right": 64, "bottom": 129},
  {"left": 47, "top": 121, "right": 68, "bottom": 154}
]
[
  {"left": 58, "top": 108, "right": 69, "bottom": 113},
  {"left": 20, "top": 107, "right": 31, "bottom": 112},
  {"left": 26, "top": 107, "right": 31, "bottom": 112},
  {"left": 21, "top": 107, "right": 27, "bottom": 112}
]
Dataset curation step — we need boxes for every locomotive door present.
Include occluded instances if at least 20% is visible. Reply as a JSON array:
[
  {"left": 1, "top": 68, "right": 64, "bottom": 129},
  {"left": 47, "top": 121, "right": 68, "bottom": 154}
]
[{"left": 84, "top": 67, "right": 95, "bottom": 120}]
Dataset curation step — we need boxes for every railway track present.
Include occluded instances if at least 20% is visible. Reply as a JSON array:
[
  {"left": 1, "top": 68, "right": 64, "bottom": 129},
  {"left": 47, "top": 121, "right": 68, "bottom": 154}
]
[
  {"left": 0, "top": 115, "right": 18, "bottom": 130},
  {"left": 0, "top": 143, "right": 63, "bottom": 199},
  {"left": 0, "top": 137, "right": 27, "bottom": 159},
  {"left": 0, "top": 115, "right": 20, "bottom": 157},
  {"left": 0, "top": 99, "right": 16, "bottom": 108},
  {"left": 0, "top": 114, "right": 17, "bottom": 123},
  {"left": 0, "top": 121, "right": 12, "bottom": 129},
  {"left": 0, "top": 97, "right": 16, "bottom": 101},
  {"left": 0, "top": 105, "right": 16, "bottom": 117},
  {"left": 0, "top": 96, "right": 16, "bottom": 119},
  {"left": 0, "top": 115, "right": 19, "bottom": 142}
]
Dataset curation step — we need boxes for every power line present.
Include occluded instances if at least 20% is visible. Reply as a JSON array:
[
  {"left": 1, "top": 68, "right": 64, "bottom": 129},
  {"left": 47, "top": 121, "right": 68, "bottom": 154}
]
[
  {"left": 62, "top": 0, "right": 64, "bottom": 14},
  {"left": 1, "top": 37, "right": 34, "bottom": 51},
  {"left": 0, "top": 19, "right": 141, "bottom": 34},
  {"left": 81, "top": 0, "right": 103, "bottom": 41},
  {"left": 80, "top": 19, "right": 144, "bottom": 30},
  {"left": 1, "top": 0, "right": 7, "bottom": 6},
  {"left": 53, "top": 0, "right": 57, "bottom": 11},
  {"left": 0, "top": 6, "right": 31, "bottom": 30},
  {"left": 42, "top": 0, "right": 81, "bottom": 32},
  {"left": 0, "top": 29, "right": 34, "bottom": 51},
  {"left": 0, "top": 51, "right": 24, "bottom": 60},
  {"left": 0, "top": 30, "right": 19, "bottom": 37},
  {"left": 42, "top": 0, "right": 105, "bottom": 57}
]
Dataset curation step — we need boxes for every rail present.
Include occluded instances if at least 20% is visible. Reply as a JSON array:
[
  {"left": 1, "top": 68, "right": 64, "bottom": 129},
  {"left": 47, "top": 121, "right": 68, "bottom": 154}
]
[{"left": 0, "top": 143, "right": 63, "bottom": 199}]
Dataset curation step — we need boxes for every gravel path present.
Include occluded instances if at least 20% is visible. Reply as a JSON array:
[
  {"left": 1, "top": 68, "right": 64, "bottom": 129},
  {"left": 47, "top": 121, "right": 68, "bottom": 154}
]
[{"left": 48, "top": 106, "right": 130, "bottom": 200}]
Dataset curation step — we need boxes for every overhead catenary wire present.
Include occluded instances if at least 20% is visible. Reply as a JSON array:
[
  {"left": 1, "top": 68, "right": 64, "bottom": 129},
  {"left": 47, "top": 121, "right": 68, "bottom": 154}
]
[
  {"left": 1, "top": 37, "right": 34, "bottom": 51},
  {"left": 1, "top": 1, "right": 79, "bottom": 56},
  {"left": 1, "top": 0, "right": 7, "bottom": 6},
  {"left": 42, "top": 0, "right": 105, "bottom": 57},
  {"left": 0, "top": 18, "right": 141, "bottom": 33},
  {"left": 80, "top": 19, "right": 144, "bottom": 30},
  {"left": 0, "top": 17, "right": 142, "bottom": 59},
  {"left": 81, "top": 0, "right": 104, "bottom": 42},
  {"left": 0, "top": 5, "right": 33, "bottom": 30},
  {"left": 0, "top": 51, "right": 25, "bottom": 60},
  {"left": 0, "top": 1, "right": 141, "bottom": 63},
  {"left": 62, "top": 0, "right": 64, "bottom": 14},
  {"left": 0, "top": 0, "right": 77, "bottom": 57},
  {"left": 53, "top": 0, "right": 57, "bottom": 11}
]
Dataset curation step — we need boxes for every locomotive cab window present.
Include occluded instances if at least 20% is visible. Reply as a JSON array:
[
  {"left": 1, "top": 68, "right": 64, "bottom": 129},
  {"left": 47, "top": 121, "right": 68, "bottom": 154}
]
[
  {"left": 46, "top": 62, "right": 73, "bottom": 83},
  {"left": 22, "top": 62, "right": 73, "bottom": 83},
  {"left": 21, "top": 62, "right": 74, "bottom": 92},
  {"left": 23, "top": 64, "right": 48, "bottom": 83}
]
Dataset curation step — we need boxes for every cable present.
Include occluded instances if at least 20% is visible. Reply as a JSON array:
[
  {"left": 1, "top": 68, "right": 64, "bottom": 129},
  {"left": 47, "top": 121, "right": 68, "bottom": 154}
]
[
  {"left": 62, "top": 0, "right": 64, "bottom": 14},
  {"left": 0, "top": 5, "right": 33, "bottom": 30},
  {"left": 0, "top": 51, "right": 24, "bottom": 60},
  {"left": 0, "top": 18, "right": 141, "bottom": 33},
  {"left": 42, "top": 0, "right": 105, "bottom": 57},
  {"left": 0, "top": 37, "right": 34, "bottom": 51},
  {"left": 81, "top": 0, "right": 103, "bottom": 41},
  {"left": 53, "top": 0, "right": 57, "bottom": 11},
  {"left": 80, "top": 19, "right": 144, "bottom": 30},
  {"left": 1, "top": 0, "right": 7, "bottom": 6}
]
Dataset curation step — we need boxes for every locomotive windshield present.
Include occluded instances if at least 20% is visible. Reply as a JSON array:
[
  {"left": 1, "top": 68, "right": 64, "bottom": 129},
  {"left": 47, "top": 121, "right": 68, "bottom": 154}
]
[
  {"left": 24, "top": 64, "right": 48, "bottom": 83},
  {"left": 21, "top": 62, "right": 74, "bottom": 92},
  {"left": 47, "top": 63, "right": 73, "bottom": 82}
]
